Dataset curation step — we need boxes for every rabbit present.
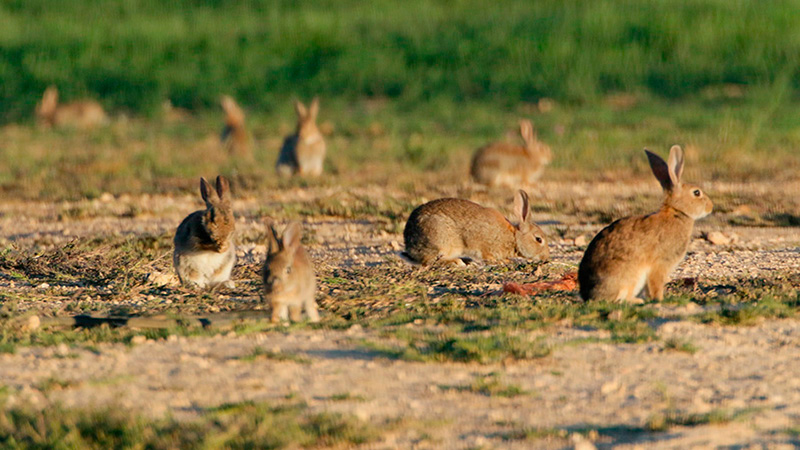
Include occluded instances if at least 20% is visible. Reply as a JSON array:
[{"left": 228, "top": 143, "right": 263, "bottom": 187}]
[
  {"left": 262, "top": 221, "right": 319, "bottom": 323},
  {"left": 578, "top": 145, "right": 713, "bottom": 302},
  {"left": 471, "top": 119, "right": 552, "bottom": 187},
  {"left": 35, "top": 86, "right": 109, "bottom": 129},
  {"left": 220, "top": 95, "right": 251, "bottom": 158},
  {"left": 276, "top": 98, "right": 326, "bottom": 177},
  {"left": 402, "top": 190, "right": 550, "bottom": 266},
  {"left": 173, "top": 176, "right": 236, "bottom": 290}
]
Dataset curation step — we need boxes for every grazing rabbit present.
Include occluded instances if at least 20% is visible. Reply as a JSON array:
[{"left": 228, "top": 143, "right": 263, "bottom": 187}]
[
  {"left": 220, "top": 95, "right": 251, "bottom": 158},
  {"left": 471, "top": 119, "right": 552, "bottom": 187},
  {"left": 276, "top": 98, "right": 326, "bottom": 177},
  {"left": 402, "top": 190, "right": 550, "bottom": 266},
  {"left": 173, "top": 176, "right": 236, "bottom": 289},
  {"left": 35, "top": 86, "right": 108, "bottom": 129},
  {"left": 578, "top": 145, "right": 713, "bottom": 302},
  {"left": 263, "top": 221, "right": 319, "bottom": 323}
]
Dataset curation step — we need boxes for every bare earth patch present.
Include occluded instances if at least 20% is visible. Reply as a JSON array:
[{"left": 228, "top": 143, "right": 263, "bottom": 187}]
[{"left": 1, "top": 180, "right": 799, "bottom": 448}]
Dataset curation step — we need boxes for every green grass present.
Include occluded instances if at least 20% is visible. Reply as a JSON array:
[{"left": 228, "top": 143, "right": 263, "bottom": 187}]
[
  {"left": 0, "top": 401, "right": 379, "bottom": 449},
  {"left": 3, "top": 0, "right": 800, "bottom": 118},
  {"left": 440, "top": 372, "right": 529, "bottom": 398},
  {"left": 662, "top": 337, "right": 699, "bottom": 354},
  {"left": 239, "top": 346, "right": 311, "bottom": 364},
  {"left": 645, "top": 408, "right": 758, "bottom": 432}
]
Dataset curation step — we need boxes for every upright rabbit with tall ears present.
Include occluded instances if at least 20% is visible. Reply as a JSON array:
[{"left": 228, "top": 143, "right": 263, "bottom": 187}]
[
  {"left": 220, "top": 95, "right": 251, "bottom": 158},
  {"left": 263, "top": 221, "right": 319, "bottom": 323},
  {"left": 173, "top": 176, "right": 237, "bottom": 289},
  {"left": 403, "top": 190, "right": 550, "bottom": 266},
  {"left": 471, "top": 119, "right": 552, "bottom": 187},
  {"left": 276, "top": 98, "right": 326, "bottom": 177},
  {"left": 578, "top": 145, "right": 713, "bottom": 302}
]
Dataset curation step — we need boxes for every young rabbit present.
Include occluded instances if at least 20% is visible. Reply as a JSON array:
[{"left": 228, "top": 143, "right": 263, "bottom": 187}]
[
  {"left": 35, "top": 86, "right": 109, "bottom": 129},
  {"left": 262, "top": 221, "right": 319, "bottom": 323},
  {"left": 276, "top": 98, "right": 326, "bottom": 177},
  {"left": 578, "top": 145, "right": 713, "bottom": 302},
  {"left": 402, "top": 190, "right": 550, "bottom": 266},
  {"left": 220, "top": 95, "right": 251, "bottom": 158},
  {"left": 173, "top": 176, "right": 236, "bottom": 289},
  {"left": 471, "top": 119, "right": 552, "bottom": 187}
]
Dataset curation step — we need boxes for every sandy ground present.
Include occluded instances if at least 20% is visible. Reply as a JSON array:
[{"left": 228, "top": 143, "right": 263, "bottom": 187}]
[{"left": 1, "top": 179, "right": 799, "bottom": 448}]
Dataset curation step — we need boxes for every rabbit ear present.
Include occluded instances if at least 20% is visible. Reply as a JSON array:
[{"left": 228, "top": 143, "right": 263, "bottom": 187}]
[
  {"left": 282, "top": 222, "right": 303, "bottom": 250},
  {"left": 667, "top": 145, "right": 684, "bottom": 186},
  {"left": 295, "top": 101, "right": 308, "bottom": 120},
  {"left": 645, "top": 149, "right": 675, "bottom": 192},
  {"left": 308, "top": 97, "right": 320, "bottom": 120},
  {"left": 215, "top": 175, "right": 231, "bottom": 201},
  {"left": 513, "top": 190, "right": 530, "bottom": 225},
  {"left": 266, "top": 220, "right": 281, "bottom": 254},
  {"left": 519, "top": 119, "right": 536, "bottom": 146},
  {"left": 200, "top": 177, "right": 219, "bottom": 205}
]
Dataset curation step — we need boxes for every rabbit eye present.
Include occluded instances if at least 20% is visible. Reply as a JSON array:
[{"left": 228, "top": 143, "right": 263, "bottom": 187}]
[
  {"left": 286, "top": 267, "right": 292, "bottom": 275},
  {"left": 535, "top": 236, "right": 543, "bottom": 244},
  {"left": 693, "top": 189, "right": 702, "bottom": 197}
]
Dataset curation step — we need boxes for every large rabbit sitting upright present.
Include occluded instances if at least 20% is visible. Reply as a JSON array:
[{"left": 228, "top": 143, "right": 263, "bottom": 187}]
[
  {"left": 35, "top": 86, "right": 108, "bottom": 129},
  {"left": 276, "top": 98, "right": 326, "bottom": 177},
  {"left": 403, "top": 190, "right": 550, "bottom": 266},
  {"left": 173, "top": 176, "right": 237, "bottom": 289},
  {"left": 471, "top": 119, "right": 552, "bottom": 187},
  {"left": 578, "top": 145, "right": 713, "bottom": 302}
]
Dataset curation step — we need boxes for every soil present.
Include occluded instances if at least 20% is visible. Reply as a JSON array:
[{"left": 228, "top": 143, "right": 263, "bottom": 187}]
[{"left": 1, "top": 179, "right": 799, "bottom": 449}]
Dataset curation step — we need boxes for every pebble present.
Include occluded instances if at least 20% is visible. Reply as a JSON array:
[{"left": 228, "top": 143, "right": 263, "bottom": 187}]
[{"left": 705, "top": 231, "right": 731, "bottom": 245}]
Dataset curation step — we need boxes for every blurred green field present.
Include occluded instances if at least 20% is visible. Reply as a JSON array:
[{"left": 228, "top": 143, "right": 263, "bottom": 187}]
[
  {"left": 1, "top": 0, "right": 799, "bottom": 198},
  {"left": 2, "top": 0, "right": 800, "bottom": 116}
]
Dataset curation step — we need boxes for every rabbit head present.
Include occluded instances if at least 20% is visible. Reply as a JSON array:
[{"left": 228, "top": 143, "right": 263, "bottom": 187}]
[
  {"left": 520, "top": 119, "right": 552, "bottom": 164},
  {"left": 295, "top": 97, "right": 321, "bottom": 139},
  {"left": 200, "top": 175, "right": 234, "bottom": 246},
  {"left": 513, "top": 190, "right": 550, "bottom": 260},
  {"left": 646, "top": 145, "right": 712, "bottom": 220}
]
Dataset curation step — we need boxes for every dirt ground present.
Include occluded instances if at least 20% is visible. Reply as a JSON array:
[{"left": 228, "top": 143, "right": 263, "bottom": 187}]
[{"left": 1, "top": 178, "right": 799, "bottom": 449}]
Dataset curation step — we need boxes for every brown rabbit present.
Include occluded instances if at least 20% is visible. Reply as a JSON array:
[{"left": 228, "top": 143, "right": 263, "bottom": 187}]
[
  {"left": 402, "top": 190, "right": 549, "bottom": 266},
  {"left": 578, "top": 145, "right": 713, "bottom": 302},
  {"left": 276, "top": 98, "right": 326, "bottom": 177},
  {"left": 35, "top": 86, "right": 108, "bottom": 129},
  {"left": 471, "top": 119, "right": 552, "bottom": 187},
  {"left": 173, "top": 176, "right": 236, "bottom": 289},
  {"left": 220, "top": 95, "right": 251, "bottom": 158},
  {"left": 263, "top": 221, "right": 319, "bottom": 323}
]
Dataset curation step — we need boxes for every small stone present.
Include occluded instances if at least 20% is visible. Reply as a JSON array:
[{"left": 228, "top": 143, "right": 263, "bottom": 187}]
[
  {"left": 573, "top": 235, "right": 588, "bottom": 246},
  {"left": 131, "top": 335, "right": 147, "bottom": 345},
  {"left": 37, "top": 282, "right": 50, "bottom": 289},
  {"left": 705, "top": 231, "right": 731, "bottom": 245},
  {"left": 390, "top": 240, "right": 402, "bottom": 251},
  {"left": 99, "top": 192, "right": 115, "bottom": 202},
  {"left": 25, "top": 315, "right": 41, "bottom": 331}
]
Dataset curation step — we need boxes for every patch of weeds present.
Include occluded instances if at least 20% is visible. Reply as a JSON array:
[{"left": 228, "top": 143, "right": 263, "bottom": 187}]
[
  {"left": 646, "top": 408, "right": 758, "bottom": 431},
  {"left": 662, "top": 337, "right": 699, "bottom": 354},
  {"left": 493, "top": 424, "right": 567, "bottom": 441},
  {"left": 35, "top": 377, "right": 80, "bottom": 393},
  {"left": 239, "top": 346, "right": 311, "bottom": 364},
  {"left": 0, "top": 400, "right": 380, "bottom": 448},
  {"left": 325, "top": 392, "right": 367, "bottom": 402},
  {"left": 693, "top": 293, "right": 799, "bottom": 326},
  {"left": 440, "top": 373, "right": 529, "bottom": 398},
  {"left": 362, "top": 330, "right": 551, "bottom": 364}
]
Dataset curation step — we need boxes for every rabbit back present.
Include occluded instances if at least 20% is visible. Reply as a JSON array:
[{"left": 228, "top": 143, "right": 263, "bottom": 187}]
[
  {"left": 471, "top": 142, "right": 546, "bottom": 187},
  {"left": 403, "top": 198, "right": 517, "bottom": 265}
]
